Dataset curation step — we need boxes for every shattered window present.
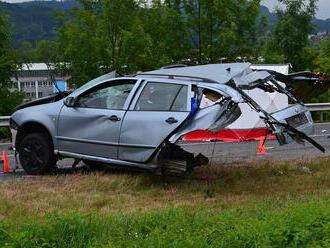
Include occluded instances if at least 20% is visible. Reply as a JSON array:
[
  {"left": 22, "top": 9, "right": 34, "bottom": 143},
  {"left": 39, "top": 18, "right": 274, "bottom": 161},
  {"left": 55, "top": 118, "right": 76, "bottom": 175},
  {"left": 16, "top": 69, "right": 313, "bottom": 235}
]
[
  {"left": 135, "top": 82, "right": 187, "bottom": 111},
  {"left": 76, "top": 81, "right": 135, "bottom": 110},
  {"left": 199, "top": 88, "right": 223, "bottom": 109}
]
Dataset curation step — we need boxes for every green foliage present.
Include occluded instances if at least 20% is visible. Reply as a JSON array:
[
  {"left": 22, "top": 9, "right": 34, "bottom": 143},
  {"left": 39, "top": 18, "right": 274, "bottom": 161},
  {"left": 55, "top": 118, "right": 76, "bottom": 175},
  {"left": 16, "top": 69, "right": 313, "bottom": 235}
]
[
  {"left": 54, "top": 0, "right": 142, "bottom": 87},
  {"left": 16, "top": 41, "right": 36, "bottom": 63},
  {"left": 176, "top": 0, "right": 265, "bottom": 63},
  {"left": 309, "top": 38, "right": 330, "bottom": 108},
  {"left": 270, "top": 0, "right": 318, "bottom": 71},
  {"left": 137, "top": 0, "right": 192, "bottom": 67},
  {"left": 54, "top": 0, "right": 267, "bottom": 87},
  {"left": 0, "top": 199, "right": 329, "bottom": 247},
  {"left": 0, "top": 10, "right": 24, "bottom": 116},
  {"left": 0, "top": 127, "right": 10, "bottom": 141},
  {"left": 314, "top": 37, "right": 330, "bottom": 74}
]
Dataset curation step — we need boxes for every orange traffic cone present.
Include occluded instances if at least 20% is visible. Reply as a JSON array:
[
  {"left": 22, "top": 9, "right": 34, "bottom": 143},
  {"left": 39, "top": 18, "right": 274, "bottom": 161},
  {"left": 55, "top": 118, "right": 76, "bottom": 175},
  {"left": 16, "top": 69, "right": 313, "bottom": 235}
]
[
  {"left": 2, "top": 151, "right": 10, "bottom": 173},
  {"left": 257, "top": 137, "right": 267, "bottom": 155}
]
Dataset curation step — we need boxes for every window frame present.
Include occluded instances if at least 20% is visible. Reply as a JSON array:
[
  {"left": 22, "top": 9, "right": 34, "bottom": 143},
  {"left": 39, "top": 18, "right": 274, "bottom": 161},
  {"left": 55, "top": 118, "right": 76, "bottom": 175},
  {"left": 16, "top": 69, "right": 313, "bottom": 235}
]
[
  {"left": 194, "top": 85, "right": 231, "bottom": 110},
  {"left": 74, "top": 79, "right": 138, "bottom": 111},
  {"left": 129, "top": 80, "right": 191, "bottom": 112}
]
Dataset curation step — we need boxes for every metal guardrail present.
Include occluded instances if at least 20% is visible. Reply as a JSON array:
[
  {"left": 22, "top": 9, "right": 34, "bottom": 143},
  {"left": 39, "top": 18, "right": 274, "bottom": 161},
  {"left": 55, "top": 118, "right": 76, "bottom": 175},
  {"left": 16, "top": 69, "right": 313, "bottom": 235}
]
[
  {"left": 304, "top": 103, "right": 330, "bottom": 112},
  {"left": 0, "top": 103, "right": 329, "bottom": 128},
  {"left": 0, "top": 116, "right": 10, "bottom": 127},
  {"left": 305, "top": 103, "right": 330, "bottom": 121}
]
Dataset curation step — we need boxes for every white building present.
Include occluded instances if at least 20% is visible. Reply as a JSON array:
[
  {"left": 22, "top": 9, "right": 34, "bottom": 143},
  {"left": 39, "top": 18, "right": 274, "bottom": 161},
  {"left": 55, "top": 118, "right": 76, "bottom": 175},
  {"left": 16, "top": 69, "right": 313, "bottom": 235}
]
[{"left": 11, "top": 63, "right": 71, "bottom": 100}]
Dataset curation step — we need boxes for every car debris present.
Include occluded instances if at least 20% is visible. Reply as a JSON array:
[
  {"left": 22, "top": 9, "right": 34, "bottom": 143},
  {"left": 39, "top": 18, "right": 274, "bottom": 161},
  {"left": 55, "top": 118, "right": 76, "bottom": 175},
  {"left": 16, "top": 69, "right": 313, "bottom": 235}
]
[{"left": 9, "top": 63, "right": 328, "bottom": 175}]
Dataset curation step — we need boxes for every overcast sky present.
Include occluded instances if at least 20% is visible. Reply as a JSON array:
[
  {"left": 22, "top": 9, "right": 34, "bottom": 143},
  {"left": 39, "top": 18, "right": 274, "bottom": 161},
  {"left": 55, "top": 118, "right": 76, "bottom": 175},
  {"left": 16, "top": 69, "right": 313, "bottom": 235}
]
[{"left": 3, "top": 0, "right": 330, "bottom": 19}]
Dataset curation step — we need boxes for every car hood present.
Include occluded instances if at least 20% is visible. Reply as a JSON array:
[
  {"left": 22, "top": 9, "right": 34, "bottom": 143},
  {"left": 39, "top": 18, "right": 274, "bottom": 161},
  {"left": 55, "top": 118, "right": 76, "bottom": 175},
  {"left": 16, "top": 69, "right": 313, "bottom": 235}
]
[{"left": 15, "top": 91, "right": 72, "bottom": 111}]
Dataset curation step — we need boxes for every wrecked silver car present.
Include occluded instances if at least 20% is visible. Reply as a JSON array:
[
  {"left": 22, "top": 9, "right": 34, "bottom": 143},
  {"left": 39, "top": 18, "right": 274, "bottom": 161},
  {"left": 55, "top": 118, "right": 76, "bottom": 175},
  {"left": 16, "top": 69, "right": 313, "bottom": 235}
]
[{"left": 10, "top": 63, "right": 326, "bottom": 174}]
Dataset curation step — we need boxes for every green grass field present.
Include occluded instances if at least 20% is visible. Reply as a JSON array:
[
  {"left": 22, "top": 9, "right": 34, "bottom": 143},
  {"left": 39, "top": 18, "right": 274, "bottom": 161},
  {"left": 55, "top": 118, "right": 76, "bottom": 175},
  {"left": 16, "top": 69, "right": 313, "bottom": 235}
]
[{"left": 0, "top": 158, "right": 329, "bottom": 247}]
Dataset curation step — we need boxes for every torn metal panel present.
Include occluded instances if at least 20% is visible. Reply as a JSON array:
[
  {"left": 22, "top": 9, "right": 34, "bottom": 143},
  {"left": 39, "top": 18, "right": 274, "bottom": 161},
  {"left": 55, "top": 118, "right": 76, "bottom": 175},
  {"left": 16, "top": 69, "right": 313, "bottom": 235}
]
[
  {"left": 196, "top": 83, "right": 244, "bottom": 103},
  {"left": 232, "top": 70, "right": 272, "bottom": 89},
  {"left": 169, "top": 102, "right": 241, "bottom": 143},
  {"left": 269, "top": 104, "right": 314, "bottom": 143},
  {"left": 158, "top": 144, "right": 209, "bottom": 174},
  {"left": 262, "top": 70, "right": 330, "bottom": 99},
  {"left": 142, "top": 64, "right": 329, "bottom": 101}
]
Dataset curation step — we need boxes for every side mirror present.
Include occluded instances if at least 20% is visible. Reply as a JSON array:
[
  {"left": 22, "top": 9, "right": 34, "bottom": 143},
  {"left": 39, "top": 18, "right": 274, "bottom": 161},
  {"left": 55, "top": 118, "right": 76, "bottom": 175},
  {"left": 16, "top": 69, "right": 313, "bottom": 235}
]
[{"left": 64, "top": 97, "right": 76, "bottom": 107}]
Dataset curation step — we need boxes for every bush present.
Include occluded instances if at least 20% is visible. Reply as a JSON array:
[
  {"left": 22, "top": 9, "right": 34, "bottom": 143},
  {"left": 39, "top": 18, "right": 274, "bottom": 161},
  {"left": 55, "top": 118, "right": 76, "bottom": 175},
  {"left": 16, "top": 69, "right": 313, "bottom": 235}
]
[{"left": 0, "top": 127, "right": 11, "bottom": 142}]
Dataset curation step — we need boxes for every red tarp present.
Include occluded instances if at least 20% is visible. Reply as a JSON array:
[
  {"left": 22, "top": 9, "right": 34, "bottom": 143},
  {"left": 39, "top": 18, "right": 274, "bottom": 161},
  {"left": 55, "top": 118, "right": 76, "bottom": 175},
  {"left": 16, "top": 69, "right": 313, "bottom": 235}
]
[{"left": 182, "top": 128, "right": 276, "bottom": 142}]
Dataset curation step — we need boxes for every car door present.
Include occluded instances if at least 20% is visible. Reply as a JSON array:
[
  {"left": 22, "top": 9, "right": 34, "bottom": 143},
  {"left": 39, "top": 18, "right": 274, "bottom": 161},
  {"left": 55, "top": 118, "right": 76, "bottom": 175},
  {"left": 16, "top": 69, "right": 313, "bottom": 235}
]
[
  {"left": 57, "top": 79, "right": 137, "bottom": 159},
  {"left": 118, "top": 80, "right": 191, "bottom": 162}
]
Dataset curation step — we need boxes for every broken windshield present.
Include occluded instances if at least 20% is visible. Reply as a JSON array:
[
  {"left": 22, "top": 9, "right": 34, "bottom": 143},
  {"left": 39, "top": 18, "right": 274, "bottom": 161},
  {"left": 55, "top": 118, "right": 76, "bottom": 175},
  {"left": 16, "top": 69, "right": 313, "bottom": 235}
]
[{"left": 75, "top": 71, "right": 120, "bottom": 93}]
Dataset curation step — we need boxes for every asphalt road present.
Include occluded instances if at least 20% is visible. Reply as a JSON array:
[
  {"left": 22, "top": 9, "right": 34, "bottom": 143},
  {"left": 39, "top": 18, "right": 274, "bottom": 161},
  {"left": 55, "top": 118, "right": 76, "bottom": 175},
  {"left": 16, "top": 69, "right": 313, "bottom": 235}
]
[
  {"left": 1, "top": 122, "right": 329, "bottom": 181},
  {"left": 181, "top": 122, "right": 330, "bottom": 164}
]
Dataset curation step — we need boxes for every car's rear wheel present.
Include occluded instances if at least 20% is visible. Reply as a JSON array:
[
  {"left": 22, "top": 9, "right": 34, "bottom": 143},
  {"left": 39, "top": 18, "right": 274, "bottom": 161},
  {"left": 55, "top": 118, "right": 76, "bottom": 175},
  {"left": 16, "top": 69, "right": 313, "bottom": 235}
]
[{"left": 18, "top": 132, "right": 56, "bottom": 175}]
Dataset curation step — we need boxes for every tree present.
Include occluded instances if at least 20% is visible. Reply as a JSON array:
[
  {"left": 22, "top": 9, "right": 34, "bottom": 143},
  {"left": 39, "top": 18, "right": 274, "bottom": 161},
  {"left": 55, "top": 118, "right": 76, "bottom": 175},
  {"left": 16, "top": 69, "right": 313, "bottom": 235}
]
[
  {"left": 16, "top": 41, "right": 36, "bottom": 63},
  {"left": 137, "top": 0, "right": 192, "bottom": 67},
  {"left": 54, "top": 0, "right": 142, "bottom": 87},
  {"left": 177, "top": 0, "right": 265, "bottom": 64},
  {"left": 270, "top": 0, "right": 318, "bottom": 71},
  {"left": 0, "top": 10, "right": 24, "bottom": 116},
  {"left": 310, "top": 37, "right": 330, "bottom": 106},
  {"left": 54, "top": 0, "right": 266, "bottom": 87},
  {"left": 315, "top": 37, "right": 330, "bottom": 74}
]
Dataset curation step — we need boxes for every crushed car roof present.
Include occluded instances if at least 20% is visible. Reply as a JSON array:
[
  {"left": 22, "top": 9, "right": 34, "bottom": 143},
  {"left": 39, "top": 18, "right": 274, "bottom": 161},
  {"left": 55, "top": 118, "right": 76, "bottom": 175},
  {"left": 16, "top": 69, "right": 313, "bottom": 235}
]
[{"left": 139, "top": 63, "right": 253, "bottom": 84}]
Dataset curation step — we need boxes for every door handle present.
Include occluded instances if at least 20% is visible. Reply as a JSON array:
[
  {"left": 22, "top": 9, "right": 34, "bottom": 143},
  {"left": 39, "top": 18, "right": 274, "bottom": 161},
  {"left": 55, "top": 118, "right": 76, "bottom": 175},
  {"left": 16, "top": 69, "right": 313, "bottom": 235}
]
[
  {"left": 165, "top": 117, "right": 178, "bottom": 124},
  {"left": 108, "top": 115, "right": 121, "bottom": 121}
]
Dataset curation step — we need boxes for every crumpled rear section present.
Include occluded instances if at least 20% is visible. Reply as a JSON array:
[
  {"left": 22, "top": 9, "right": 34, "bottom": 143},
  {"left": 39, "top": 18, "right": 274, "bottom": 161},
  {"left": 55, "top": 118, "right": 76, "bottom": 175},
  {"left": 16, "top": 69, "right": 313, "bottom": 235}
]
[
  {"left": 168, "top": 101, "right": 241, "bottom": 143},
  {"left": 158, "top": 144, "right": 209, "bottom": 174},
  {"left": 232, "top": 70, "right": 271, "bottom": 89}
]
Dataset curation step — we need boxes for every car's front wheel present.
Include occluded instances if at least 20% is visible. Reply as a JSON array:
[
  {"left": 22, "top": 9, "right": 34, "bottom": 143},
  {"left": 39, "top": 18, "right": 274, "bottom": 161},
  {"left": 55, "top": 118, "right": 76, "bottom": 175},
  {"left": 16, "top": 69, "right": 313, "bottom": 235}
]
[{"left": 18, "top": 132, "right": 56, "bottom": 175}]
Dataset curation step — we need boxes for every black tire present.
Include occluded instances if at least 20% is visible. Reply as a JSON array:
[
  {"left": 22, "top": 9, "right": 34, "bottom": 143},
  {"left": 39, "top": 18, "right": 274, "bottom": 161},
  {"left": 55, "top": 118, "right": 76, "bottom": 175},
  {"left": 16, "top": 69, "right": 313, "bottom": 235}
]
[{"left": 18, "top": 132, "right": 56, "bottom": 175}]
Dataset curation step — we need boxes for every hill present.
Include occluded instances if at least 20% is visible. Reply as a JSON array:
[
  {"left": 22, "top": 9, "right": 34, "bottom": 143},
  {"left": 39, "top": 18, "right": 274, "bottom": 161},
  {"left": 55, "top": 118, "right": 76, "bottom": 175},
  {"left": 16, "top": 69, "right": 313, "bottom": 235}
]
[
  {"left": 0, "top": 0, "right": 79, "bottom": 47},
  {"left": 261, "top": 4, "right": 330, "bottom": 33}
]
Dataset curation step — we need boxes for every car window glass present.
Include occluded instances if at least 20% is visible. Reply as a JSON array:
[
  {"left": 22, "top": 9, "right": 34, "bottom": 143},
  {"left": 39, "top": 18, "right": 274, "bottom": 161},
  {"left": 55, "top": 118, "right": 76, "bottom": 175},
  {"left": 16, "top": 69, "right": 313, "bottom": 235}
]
[
  {"left": 76, "top": 82, "right": 135, "bottom": 110},
  {"left": 134, "top": 82, "right": 183, "bottom": 111},
  {"left": 171, "top": 86, "right": 188, "bottom": 111}
]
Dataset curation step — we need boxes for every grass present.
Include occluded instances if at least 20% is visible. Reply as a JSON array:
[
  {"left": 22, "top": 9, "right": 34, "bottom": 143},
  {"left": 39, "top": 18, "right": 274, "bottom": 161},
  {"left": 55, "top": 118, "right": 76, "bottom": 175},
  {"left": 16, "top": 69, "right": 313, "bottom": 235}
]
[
  {"left": 0, "top": 157, "right": 329, "bottom": 247},
  {"left": 0, "top": 157, "right": 329, "bottom": 217},
  {"left": 0, "top": 198, "right": 329, "bottom": 247}
]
